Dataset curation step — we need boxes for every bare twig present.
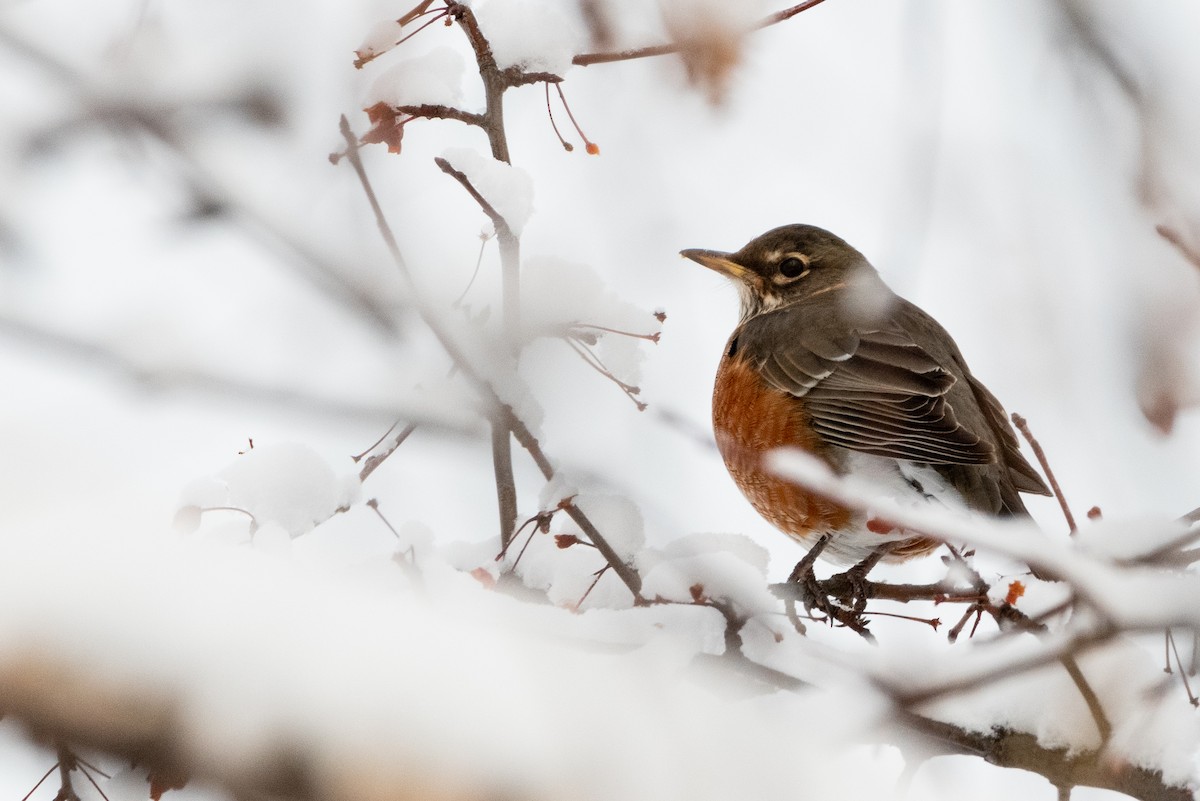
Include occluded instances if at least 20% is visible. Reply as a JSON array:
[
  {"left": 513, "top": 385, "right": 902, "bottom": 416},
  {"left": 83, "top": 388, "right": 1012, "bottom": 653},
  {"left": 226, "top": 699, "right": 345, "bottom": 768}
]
[
  {"left": 553, "top": 84, "right": 599, "bottom": 154},
  {"left": 566, "top": 338, "right": 646, "bottom": 410},
  {"left": 573, "top": 565, "right": 610, "bottom": 610},
  {"left": 491, "top": 421, "right": 519, "bottom": 546},
  {"left": 1059, "top": 655, "right": 1113, "bottom": 742},
  {"left": 0, "top": 26, "right": 404, "bottom": 335},
  {"left": 1011, "top": 412, "right": 1077, "bottom": 533},
  {"left": 76, "top": 762, "right": 112, "bottom": 801},
  {"left": 393, "top": 103, "right": 486, "bottom": 127},
  {"left": 20, "top": 763, "right": 58, "bottom": 801},
  {"left": 545, "top": 82, "right": 574, "bottom": 151},
  {"left": 453, "top": 231, "right": 494, "bottom": 306},
  {"left": 1166, "top": 629, "right": 1199, "bottom": 705},
  {"left": 573, "top": 0, "right": 828, "bottom": 66},
  {"left": 358, "top": 423, "right": 418, "bottom": 482},
  {"left": 899, "top": 713, "right": 1193, "bottom": 801},
  {"left": 0, "top": 313, "right": 418, "bottom": 425},
  {"left": 571, "top": 323, "right": 661, "bottom": 343},
  {"left": 55, "top": 743, "right": 80, "bottom": 801},
  {"left": 434, "top": 157, "right": 513, "bottom": 239},
  {"left": 338, "top": 118, "right": 642, "bottom": 601},
  {"left": 1157, "top": 223, "right": 1200, "bottom": 271}
]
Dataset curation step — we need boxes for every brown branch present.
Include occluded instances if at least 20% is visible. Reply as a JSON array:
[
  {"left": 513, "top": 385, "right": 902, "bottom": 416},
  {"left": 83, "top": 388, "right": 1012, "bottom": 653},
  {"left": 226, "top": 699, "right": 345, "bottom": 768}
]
[
  {"left": 337, "top": 118, "right": 642, "bottom": 602},
  {"left": 433, "top": 157, "right": 513, "bottom": 239},
  {"left": 717, "top": 647, "right": 1185, "bottom": 800},
  {"left": 0, "top": 27, "right": 404, "bottom": 336},
  {"left": 491, "top": 420, "right": 519, "bottom": 547},
  {"left": 1157, "top": 223, "right": 1200, "bottom": 271},
  {"left": 55, "top": 743, "right": 80, "bottom": 801},
  {"left": 573, "top": 0, "right": 828, "bottom": 66},
  {"left": 900, "top": 714, "right": 1192, "bottom": 801},
  {"left": 501, "top": 68, "right": 563, "bottom": 88},
  {"left": 770, "top": 578, "right": 983, "bottom": 606},
  {"left": 1011, "top": 412, "right": 1077, "bottom": 533},
  {"left": 502, "top": 410, "right": 642, "bottom": 599},
  {"left": 394, "top": 104, "right": 485, "bottom": 127},
  {"left": 358, "top": 423, "right": 418, "bottom": 482},
  {"left": 1059, "top": 654, "right": 1113, "bottom": 743},
  {"left": 0, "top": 312, "right": 420, "bottom": 425}
]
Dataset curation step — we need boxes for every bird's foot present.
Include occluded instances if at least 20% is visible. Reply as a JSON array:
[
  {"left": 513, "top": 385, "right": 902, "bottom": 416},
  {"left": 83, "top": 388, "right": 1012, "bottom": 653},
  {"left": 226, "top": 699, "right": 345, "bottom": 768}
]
[
  {"left": 837, "top": 542, "right": 896, "bottom": 613},
  {"left": 782, "top": 540, "right": 895, "bottom": 642}
]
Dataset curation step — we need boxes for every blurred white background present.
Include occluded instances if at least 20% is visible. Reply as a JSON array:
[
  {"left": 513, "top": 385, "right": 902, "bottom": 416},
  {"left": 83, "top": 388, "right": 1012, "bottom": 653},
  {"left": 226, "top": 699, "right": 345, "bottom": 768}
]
[{"left": 2, "top": 1, "right": 1199, "bottom": 799}]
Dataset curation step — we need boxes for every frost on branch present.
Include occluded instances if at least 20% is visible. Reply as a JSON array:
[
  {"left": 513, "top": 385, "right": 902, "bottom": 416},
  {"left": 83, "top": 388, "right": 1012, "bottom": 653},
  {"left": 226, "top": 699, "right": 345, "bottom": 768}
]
[
  {"left": 474, "top": 0, "right": 587, "bottom": 76},
  {"left": 439, "top": 147, "right": 534, "bottom": 235}
]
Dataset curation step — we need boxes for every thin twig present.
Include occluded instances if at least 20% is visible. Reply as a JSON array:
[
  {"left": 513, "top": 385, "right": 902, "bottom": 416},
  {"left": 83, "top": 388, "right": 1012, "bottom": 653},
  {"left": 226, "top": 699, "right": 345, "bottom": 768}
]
[
  {"left": 571, "top": 323, "right": 661, "bottom": 343},
  {"left": 1157, "top": 224, "right": 1200, "bottom": 271},
  {"left": 491, "top": 420, "right": 519, "bottom": 546},
  {"left": 392, "top": 103, "right": 485, "bottom": 128},
  {"left": 0, "top": 313, "right": 416, "bottom": 424},
  {"left": 453, "top": 232, "right": 494, "bottom": 306},
  {"left": 359, "top": 423, "right": 418, "bottom": 482},
  {"left": 573, "top": 565, "right": 610, "bottom": 610},
  {"left": 553, "top": 84, "right": 598, "bottom": 154},
  {"left": 1059, "top": 655, "right": 1113, "bottom": 742},
  {"left": 352, "top": 419, "right": 400, "bottom": 462},
  {"left": 1011, "top": 412, "right": 1077, "bottom": 533},
  {"left": 433, "top": 157, "right": 513, "bottom": 239},
  {"left": 573, "top": 0, "right": 828, "bottom": 66},
  {"left": 545, "top": 82, "right": 574, "bottom": 151},
  {"left": 20, "top": 763, "right": 58, "bottom": 801},
  {"left": 55, "top": 743, "right": 80, "bottom": 801},
  {"left": 566, "top": 338, "right": 646, "bottom": 410},
  {"left": 1167, "top": 629, "right": 1199, "bottom": 705},
  {"left": 76, "top": 763, "right": 112, "bottom": 801},
  {"left": 340, "top": 110, "right": 642, "bottom": 602}
]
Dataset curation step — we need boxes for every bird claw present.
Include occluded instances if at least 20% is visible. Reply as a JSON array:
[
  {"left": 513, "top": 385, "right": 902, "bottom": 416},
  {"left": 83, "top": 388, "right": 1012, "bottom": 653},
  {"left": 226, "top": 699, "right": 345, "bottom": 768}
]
[{"left": 784, "top": 539, "right": 896, "bottom": 641}]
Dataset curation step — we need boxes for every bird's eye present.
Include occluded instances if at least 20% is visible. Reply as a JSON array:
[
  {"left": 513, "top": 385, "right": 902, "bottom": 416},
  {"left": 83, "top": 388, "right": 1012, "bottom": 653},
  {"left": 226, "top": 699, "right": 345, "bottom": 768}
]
[{"left": 779, "top": 257, "right": 807, "bottom": 278}]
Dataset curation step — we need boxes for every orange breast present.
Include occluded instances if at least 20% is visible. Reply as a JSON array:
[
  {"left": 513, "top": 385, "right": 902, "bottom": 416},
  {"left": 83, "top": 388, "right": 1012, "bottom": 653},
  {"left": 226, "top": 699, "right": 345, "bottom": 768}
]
[{"left": 712, "top": 352, "right": 853, "bottom": 540}]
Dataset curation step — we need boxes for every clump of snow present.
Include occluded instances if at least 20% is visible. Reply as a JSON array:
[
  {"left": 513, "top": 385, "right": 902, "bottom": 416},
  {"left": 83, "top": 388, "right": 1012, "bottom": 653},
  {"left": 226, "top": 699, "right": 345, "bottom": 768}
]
[
  {"left": 440, "top": 147, "right": 534, "bottom": 235},
  {"left": 597, "top": 333, "right": 646, "bottom": 386},
  {"left": 520, "top": 256, "right": 664, "bottom": 338},
  {"left": 474, "top": 0, "right": 586, "bottom": 76},
  {"left": 490, "top": 493, "right": 644, "bottom": 610},
  {"left": 510, "top": 524, "right": 624, "bottom": 610},
  {"left": 572, "top": 493, "right": 646, "bottom": 562},
  {"left": 356, "top": 18, "right": 406, "bottom": 64},
  {"left": 179, "top": 442, "right": 360, "bottom": 538},
  {"left": 1073, "top": 515, "right": 1194, "bottom": 562},
  {"left": 538, "top": 474, "right": 578, "bottom": 511},
  {"left": 919, "top": 637, "right": 1200, "bottom": 783},
  {"left": 366, "top": 47, "right": 466, "bottom": 108},
  {"left": 639, "top": 533, "right": 777, "bottom": 617}
]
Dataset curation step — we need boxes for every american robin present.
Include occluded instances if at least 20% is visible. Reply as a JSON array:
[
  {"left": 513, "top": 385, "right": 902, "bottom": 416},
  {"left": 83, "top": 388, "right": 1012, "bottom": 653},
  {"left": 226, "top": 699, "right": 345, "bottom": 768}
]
[{"left": 682, "top": 224, "right": 1050, "bottom": 566}]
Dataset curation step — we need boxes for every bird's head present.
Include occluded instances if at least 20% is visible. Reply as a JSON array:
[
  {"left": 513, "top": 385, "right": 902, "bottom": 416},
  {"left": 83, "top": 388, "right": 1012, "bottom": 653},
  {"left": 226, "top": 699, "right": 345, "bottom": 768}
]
[{"left": 682, "top": 224, "right": 885, "bottom": 321}]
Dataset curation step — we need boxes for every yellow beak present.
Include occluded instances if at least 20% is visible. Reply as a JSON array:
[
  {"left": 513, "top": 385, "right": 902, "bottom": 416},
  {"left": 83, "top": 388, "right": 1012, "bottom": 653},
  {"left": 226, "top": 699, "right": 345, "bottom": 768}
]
[{"left": 680, "top": 249, "right": 752, "bottom": 281}]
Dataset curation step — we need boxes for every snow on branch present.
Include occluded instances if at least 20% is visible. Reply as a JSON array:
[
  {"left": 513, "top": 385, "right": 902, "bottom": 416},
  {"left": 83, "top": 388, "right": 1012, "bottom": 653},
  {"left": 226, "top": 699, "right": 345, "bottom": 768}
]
[{"left": 0, "top": 526, "right": 912, "bottom": 801}]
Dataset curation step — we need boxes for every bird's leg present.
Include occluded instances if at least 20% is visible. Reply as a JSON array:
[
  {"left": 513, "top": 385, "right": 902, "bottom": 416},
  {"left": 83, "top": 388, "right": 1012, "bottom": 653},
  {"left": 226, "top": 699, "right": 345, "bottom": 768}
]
[
  {"left": 839, "top": 542, "right": 897, "bottom": 613},
  {"left": 787, "top": 533, "right": 832, "bottom": 584},
  {"left": 787, "top": 534, "right": 834, "bottom": 624}
]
